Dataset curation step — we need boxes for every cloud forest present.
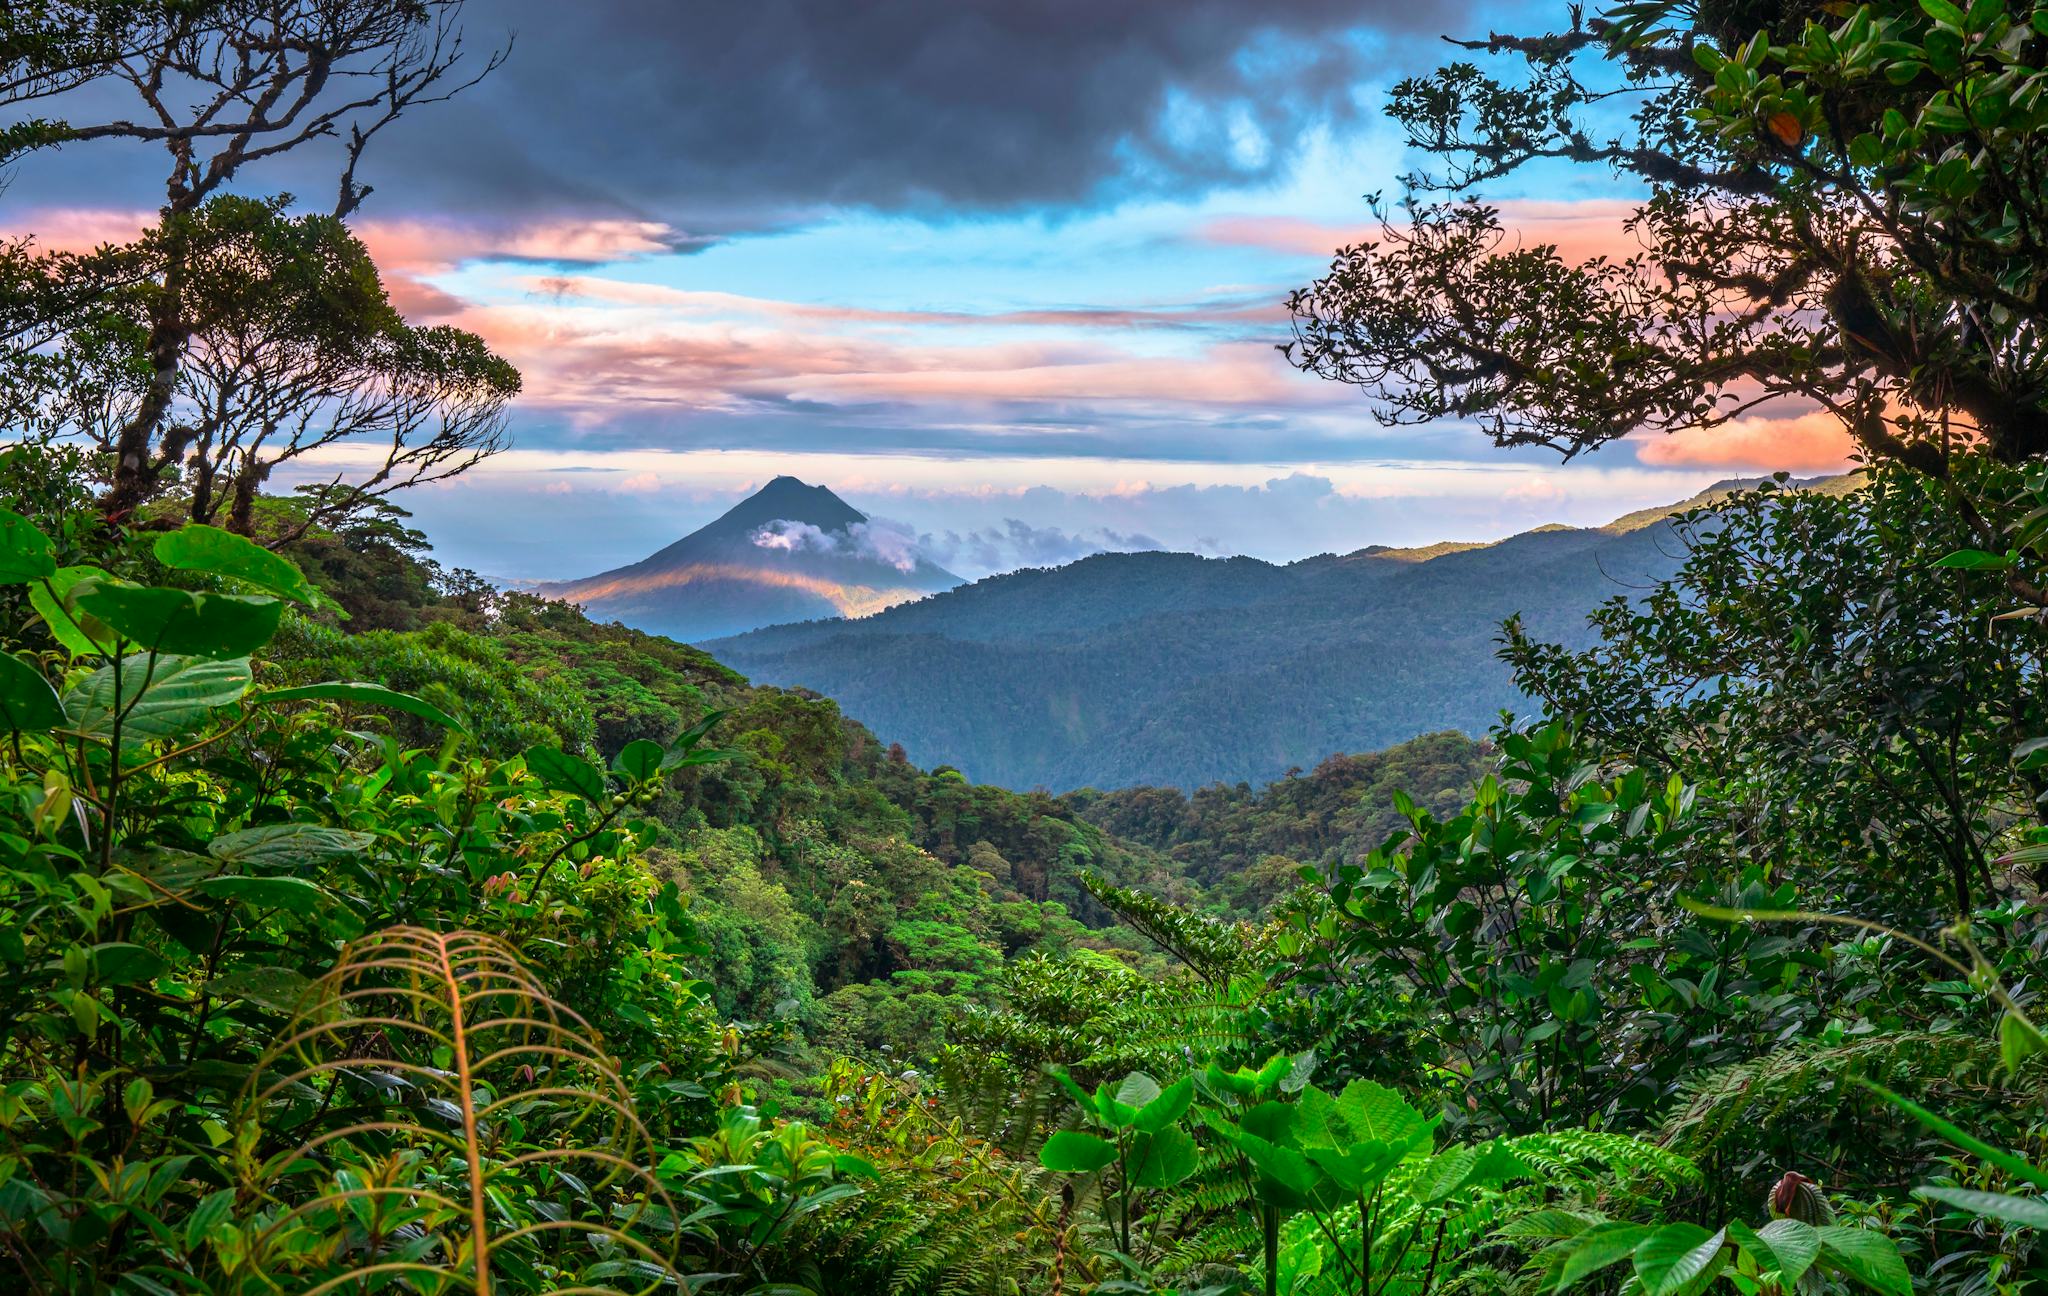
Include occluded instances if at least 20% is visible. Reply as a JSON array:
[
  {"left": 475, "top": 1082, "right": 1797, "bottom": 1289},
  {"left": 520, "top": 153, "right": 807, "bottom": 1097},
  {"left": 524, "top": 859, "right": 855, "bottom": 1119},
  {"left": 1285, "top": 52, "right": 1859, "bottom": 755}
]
[{"left": 3, "top": 2, "right": 2048, "bottom": 1294}]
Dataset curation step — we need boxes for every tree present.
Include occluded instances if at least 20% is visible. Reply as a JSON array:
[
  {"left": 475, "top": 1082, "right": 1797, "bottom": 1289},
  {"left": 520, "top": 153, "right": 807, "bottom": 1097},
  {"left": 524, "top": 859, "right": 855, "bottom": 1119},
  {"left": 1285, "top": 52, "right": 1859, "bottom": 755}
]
[
  {"left": 1286, "top": 1, "right": 2048, "bottom": 499},
  {"left": 11, "top": 196, "right": 516, "bottom": 537},
  {"left": 1504, "top": 469, "right": 2046, "bottom": 918},
  {"left": 0, "top": 0, "right": 504, "bottom": 517}
]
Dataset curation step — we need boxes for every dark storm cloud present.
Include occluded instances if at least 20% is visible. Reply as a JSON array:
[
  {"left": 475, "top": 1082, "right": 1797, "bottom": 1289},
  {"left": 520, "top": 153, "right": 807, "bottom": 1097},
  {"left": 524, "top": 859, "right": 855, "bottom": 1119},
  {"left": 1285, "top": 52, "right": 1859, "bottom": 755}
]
[{"left": 349, "top": 0, "right": 1470, "bottom": 226}]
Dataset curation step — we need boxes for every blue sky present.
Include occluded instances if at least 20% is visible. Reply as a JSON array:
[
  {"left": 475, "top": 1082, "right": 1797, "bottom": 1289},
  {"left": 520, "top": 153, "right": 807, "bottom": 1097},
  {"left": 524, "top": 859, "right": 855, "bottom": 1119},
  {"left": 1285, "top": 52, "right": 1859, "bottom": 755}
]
[{"left": 6, "top": 0, "right": 1850, "bottom": 580}]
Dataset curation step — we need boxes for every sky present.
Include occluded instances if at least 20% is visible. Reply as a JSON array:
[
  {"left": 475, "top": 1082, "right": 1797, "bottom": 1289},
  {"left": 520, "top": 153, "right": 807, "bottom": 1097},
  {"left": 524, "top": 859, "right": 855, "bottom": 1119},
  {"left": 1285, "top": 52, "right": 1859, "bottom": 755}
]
[{"left": 2, "top": 0, "right": 1856, "bottom": 582}]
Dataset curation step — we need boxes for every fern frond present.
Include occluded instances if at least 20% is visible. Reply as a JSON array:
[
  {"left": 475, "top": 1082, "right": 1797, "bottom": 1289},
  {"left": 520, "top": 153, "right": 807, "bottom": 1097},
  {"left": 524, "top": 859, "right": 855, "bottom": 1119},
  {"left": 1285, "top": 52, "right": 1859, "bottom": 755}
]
[
  {"left": 235, "top": 926, "right": 683, "bottom": 1295},
  {"left": 1658, "top": 1030, "right": 2016, "bottom": 1158}
]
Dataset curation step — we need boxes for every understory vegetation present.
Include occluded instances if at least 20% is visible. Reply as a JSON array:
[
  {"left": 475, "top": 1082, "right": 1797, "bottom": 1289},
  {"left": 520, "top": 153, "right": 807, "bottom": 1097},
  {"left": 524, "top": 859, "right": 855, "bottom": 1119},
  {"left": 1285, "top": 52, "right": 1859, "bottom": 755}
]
[{"left": 7, "top": 1, "right": 2048, "bottom": 1293}]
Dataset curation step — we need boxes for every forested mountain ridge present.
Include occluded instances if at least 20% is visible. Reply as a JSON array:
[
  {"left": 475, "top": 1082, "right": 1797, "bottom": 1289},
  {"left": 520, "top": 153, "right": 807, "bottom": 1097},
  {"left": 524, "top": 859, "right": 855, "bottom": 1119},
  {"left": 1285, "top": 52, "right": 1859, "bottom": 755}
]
[{"left": 709, "top": 477, "right": 1842, "bottom": 790}]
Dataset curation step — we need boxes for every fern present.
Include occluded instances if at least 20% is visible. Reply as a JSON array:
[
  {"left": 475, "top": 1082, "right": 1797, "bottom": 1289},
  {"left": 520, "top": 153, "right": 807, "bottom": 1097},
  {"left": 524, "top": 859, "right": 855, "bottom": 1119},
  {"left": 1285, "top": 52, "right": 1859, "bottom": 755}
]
[
  {"left": 1081, "top": 870, "right": 1268, "bottom": 985},
  {"left": 233, "top": 926, "right": 684, "bottom": 1294},
  {"left": 1658, "top": 1030, "right": 2021, "bottom": 1159},
  {"left": 799, "top": 1062, "right": 1074, "bottom": 1294}
]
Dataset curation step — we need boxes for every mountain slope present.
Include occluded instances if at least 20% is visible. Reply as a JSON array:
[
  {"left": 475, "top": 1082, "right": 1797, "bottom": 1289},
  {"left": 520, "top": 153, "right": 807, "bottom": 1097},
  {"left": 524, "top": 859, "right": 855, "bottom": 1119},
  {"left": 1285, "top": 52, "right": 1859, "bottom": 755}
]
[
  {"left": 708, "top": 479, "right": 1836, "bottom": 790},
  {"left": 538, "top": 476, "right": 960, "bottom": 642}
]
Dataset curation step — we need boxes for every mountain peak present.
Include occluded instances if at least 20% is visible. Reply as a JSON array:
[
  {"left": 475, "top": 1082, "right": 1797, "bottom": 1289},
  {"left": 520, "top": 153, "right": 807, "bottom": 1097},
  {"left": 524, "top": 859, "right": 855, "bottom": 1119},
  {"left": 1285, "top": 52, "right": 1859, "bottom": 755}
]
[
  {"left": 701, "top": 475, "right": 868, "bottom": 540},
  {"left": 537, "top": 474, "right": 959, "bottom": 642}
]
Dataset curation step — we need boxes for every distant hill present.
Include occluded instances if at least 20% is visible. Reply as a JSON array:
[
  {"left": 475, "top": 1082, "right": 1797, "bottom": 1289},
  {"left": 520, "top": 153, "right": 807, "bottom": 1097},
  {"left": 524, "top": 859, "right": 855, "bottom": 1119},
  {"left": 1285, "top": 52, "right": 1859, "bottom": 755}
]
[
  {"left": 705, "top": 476, "right": 1852, "bottom": 790},
  {"left": 537, "top": 476, "right": 960, "bottom": 643}
]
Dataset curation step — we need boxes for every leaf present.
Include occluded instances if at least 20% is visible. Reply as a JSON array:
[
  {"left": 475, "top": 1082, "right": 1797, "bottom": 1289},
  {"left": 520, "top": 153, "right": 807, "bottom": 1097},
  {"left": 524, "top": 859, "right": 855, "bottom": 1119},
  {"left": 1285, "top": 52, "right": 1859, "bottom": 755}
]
[
  {"left": 73, "top": 585, "right": 283, "bottom": 659},
  {"left": 205, "top": 965, "right": 317, "bottom": 1014},
  {"left": 0, "top": 507, "right": 55, "bottom": 583},
  {"left": 1128, "top": 1126, "right": 1198, "bottom": 1189},
  {"left": 62, "top": 655, "right": 253, "bottom": 745},
  {"left": 1912, "top": 1186, "right": 2048, "bottom": 1231},
  {"left": 1815, "top": 1225, "right": 1911, "bottom": 1295},
  {"left": 661, "top": 746, "right": 740, "bottom": 772},
  {"left": 1114, "top": 1072, "right": 1163, "bottom": 1111},
  {"left": 613, "top": 738, "right": 666, "bottom": 781},
  {"left": 1133, "top": 1076, "right": 1194, "bottom": 1134},
  {"left": 258, "top": 682, "right": 466, "bottom": 732},
  {"left": 1333, "top": 1078, "right": 1431, "bottom": 1146},
  {"left": 669, "top": 707, "right": 730, "bottom": 752},
  {"left": 184, "top": 1189, "right": 235, "bottom": 1250},
  {"left": 1753, "top": 1218, "right": 1821, "bottom": 1285},
  {"left": 526, "top": 746, "right": 608, "bottom": 805},
  {"left": 193, "top": 875, "right": 333, "bottom": 918},
  {"left": 0, "top": 652, "right": 62, "bottom": 733},
  {"left": 30, "top": 566, "right": 116, "bottom": 656},
  {"left": 1048, "top": 1066, "right": 1094, "bottom": 1112},
  {"left": 1999, "top": 1010, "right": 2047, "bottom": 1073},
  {"left": 1236, "top": 1131, "right": 1322, "bottom": 1205},
  {"left": 1633, "top": 1224, "right": 1725, "bottom": 1296},
  {"left": 90, "top": 942, "right": 168, "bottom": 986},
  {"left": 207, "top": 825, "right": 374, "bottom": 871},
  {"left": 1412, "top": 1146, "right": 1480, "bottom": 1204},
  {"left": 1039, "top": 1130, "right": 1117, "bottom": 1174},
  {"left": 154, "top": 525, "right": 317, "bottom": 605},
  {"left": 1858, "top": 1079, "right": 2048, "bottom": 1190},
  {"left": 1554, "top": 1222, "right": 1658, "bottom": 1289},
  {"left": 1931, "top": 548, "right": 2011, "bottom": 570},
  {"left": 1306, "top": 1140, "right": 1404, "bottom": 1194}
]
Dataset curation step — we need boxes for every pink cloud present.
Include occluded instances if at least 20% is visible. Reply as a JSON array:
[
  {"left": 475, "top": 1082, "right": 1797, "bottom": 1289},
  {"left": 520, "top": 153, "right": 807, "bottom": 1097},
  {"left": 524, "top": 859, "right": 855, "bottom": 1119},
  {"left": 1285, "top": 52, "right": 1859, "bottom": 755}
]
[
  {"left": 435, "top": 292, "right": 1332, "bottom": 418},
  {"left": 1635, "top": 410, "right": 1856, "bottom": 472},
  {"left": 0, "top": 207, "right": 688, "bottom": 325},
  {"left": 3, "top": 205, "right": 1323, "bottom": 429},
  {"left": 2, "top": 208, "right": 152, "bottom": 253},
  {"left": 1197, "top": 199, "right": 1645, "bottom": 267},
  {"left": 354, "top": 218, "right": 685, "bottom": 276},
  {"left": 520, "top": 274, "right": 1278, "bottom": 331}
]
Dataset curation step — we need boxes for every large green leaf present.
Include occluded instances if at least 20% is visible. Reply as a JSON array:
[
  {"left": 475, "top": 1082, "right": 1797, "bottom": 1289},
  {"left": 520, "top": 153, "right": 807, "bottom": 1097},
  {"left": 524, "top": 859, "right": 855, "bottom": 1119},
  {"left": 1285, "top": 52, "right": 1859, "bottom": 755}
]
[
  {"left": 526, "top": 745, "right": 608, "bottom": 805},
  {"left": 1128, "top": 1126, "right": 1199, "bottom": 1189},
  {"left": 258, "top": 681, "right": 465, "bottom": 732},
  {"left": 1333, "top": 1078, "right": 1431, "bottom": 1146},
  {"left": 0, "top": 652, "right": 62, "bottom": 733},
  {"left": 205, "top": 964, "right": 317, "bottom": 1014},
  {"left": 1114, "top": 1072, "right": 1162, "bottom": 1111},
  {"left": 613, "top": 738, "right": 666, "bottom": 781},
  {"left": 62, "top": 654, "right": 253, "bottom": 744},
  {"left": 1306, "top": 1139, "right": 1404, "bottom": 1194},
  {"left": 73, "top": 585, "right": 283, "bottom": 659},
  {"left": 1749, "top": 1218, "right": 1820, "bottom": 1286},
  {"left": 1133, "top": 1076, "right": 1194, "bottom": 1134},
  {"left": 1553, "top": 1222, "right": 1658, "bottom": 1289},
  {"left": 30, "top": 566, "right": 117, "bottom": 656},
  {"left": 193, "top": 875, "right": 334, "bottom": 919},
  {"left": 1412, "top": 1145, "right": 1480, "bottom": 1204},
  {"left": 1633, "top": 1224, "right": 1726, "bottom": 1296},
  {"left": 1998, "top": 1010, "right": 2047, "bottom": 1073},
  {"left": 1914, "top": 1187, "right": 2048, "bottom": 1229},
  {"left": 1815, "top": 1225, "right": 1912, "bottom": 1295},
  {"left": 0, "top": 507, "right": 55, "bottom": 583},
  {"left": 1236, "top": 1131, "right": 1322, "bottom": 1204},
  {"left": 1039, "top": 1131, "right": 1116, "bottom": 1174},
  {"left": 154, "top": 524, "right": 317, "bottom": 605},
  {"left": 89, "top": 942, "right": 168, "bottom": 986},
  {"left": 208, "top": 824, "right": 375, "bottom": 871},
  {"left": 1859, "top": 1079, "right": 2048, "bottom": 1190}
]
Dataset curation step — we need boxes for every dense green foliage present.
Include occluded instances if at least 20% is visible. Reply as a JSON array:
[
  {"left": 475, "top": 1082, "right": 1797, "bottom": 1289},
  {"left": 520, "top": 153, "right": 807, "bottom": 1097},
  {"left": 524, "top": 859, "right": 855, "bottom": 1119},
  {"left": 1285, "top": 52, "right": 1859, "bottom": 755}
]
[{"left": 10, "top": 1, "right": 2048, "bottom": 1293}]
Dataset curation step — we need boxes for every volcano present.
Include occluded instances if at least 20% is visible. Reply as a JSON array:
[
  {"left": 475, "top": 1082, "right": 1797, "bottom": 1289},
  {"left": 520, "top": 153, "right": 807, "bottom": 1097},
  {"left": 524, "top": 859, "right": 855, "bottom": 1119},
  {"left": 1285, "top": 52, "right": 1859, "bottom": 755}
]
[{"left": 537, "top": 477, "right": 960, "bottom": 643}]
